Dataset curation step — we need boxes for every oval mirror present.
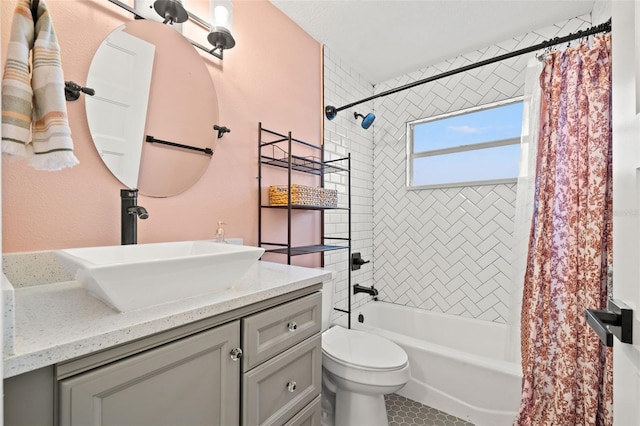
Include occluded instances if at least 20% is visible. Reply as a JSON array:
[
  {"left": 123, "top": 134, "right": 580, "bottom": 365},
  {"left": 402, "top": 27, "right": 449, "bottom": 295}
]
[{"left": 86, "top": 19, "right": 219, "bottom": 197}]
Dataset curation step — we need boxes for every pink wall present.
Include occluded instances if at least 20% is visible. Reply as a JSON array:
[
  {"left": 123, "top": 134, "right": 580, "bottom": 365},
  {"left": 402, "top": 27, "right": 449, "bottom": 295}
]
[{"left": 1, "top": 0, "right": 323, "bottom": 265}]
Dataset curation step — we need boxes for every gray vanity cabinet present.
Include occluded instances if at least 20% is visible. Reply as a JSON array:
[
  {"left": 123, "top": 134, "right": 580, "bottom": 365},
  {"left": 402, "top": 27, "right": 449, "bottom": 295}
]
[
  {"left": 4, "top": 285, "right": 323, "bottom": 426},
  {"left": 58, "top": 321, "right": 240, "bottom": 426},
  {"left": 242, "top": 292, "right": 322, "bottom": 425}
]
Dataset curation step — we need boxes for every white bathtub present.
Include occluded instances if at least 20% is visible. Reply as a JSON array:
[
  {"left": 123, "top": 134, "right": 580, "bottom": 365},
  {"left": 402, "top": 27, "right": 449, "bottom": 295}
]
[{"left": 336, "top": 302, "right": 522, "bottom": 426}]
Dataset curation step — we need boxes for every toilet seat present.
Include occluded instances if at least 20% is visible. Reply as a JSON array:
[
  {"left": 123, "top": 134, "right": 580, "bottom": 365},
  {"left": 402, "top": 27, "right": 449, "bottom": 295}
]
[
  {"left": 321, "top": 326, "right": 410, "bottom": 389},
  {"left": 322, "top": 326, "right": 408, "bottom": 371}
]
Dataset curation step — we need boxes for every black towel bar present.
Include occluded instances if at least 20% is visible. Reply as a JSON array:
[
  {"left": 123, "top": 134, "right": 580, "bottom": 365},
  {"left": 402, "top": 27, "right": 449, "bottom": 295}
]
[{"left": 145, "top": 135, "right": 213, "bottom": 156}]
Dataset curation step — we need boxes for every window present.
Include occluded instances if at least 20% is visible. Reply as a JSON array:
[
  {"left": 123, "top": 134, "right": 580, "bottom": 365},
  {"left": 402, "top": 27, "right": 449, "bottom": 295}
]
[{"left": 407, "top": 99, "right": 523, "bottom": 188}]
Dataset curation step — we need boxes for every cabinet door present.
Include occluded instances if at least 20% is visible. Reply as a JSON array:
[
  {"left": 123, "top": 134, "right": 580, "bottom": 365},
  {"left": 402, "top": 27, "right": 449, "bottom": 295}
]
[{"left": 59, "top": 321, "right": 240, "bottom": 426}]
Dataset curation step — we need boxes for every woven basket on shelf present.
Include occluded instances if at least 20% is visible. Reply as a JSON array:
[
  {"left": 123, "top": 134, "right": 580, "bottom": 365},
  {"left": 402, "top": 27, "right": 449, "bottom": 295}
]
[{"left": 269, "top": 184, "right": 338, "bottom": 207}]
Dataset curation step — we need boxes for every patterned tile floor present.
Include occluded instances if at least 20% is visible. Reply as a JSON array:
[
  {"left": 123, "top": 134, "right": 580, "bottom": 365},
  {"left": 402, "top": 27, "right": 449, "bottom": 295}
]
[{"left": 385, "top": 394, "right": 474, "bottom": 426}]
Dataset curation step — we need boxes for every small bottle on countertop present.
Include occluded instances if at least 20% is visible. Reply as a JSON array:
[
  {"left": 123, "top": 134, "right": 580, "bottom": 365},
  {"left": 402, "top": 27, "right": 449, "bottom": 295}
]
[{"left": 216, "top": 221, "right": 226, "bottom": 242}]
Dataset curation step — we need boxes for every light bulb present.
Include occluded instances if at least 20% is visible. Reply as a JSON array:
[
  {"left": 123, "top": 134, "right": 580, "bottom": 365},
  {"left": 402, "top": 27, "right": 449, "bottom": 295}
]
[{"left": 214, "top": 5, "right": 229, "bottom": 28}]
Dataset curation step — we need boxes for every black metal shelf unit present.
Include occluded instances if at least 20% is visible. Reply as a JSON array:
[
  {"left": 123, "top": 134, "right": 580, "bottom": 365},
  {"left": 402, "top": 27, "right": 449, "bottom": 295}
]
[{"left": 258, "top": 122, "right": 352, "bottom": 270}]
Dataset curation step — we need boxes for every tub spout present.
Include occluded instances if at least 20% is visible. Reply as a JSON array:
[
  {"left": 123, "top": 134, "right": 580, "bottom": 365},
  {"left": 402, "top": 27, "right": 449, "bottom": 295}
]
[{"left": 353, "top": 284, "right": 378, "bottom": 298}]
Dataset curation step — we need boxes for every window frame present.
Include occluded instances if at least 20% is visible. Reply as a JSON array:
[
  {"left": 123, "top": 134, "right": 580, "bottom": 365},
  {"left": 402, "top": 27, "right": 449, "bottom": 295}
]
[{"left": 406, "top": 97, "right": 524, "bottom": 190}]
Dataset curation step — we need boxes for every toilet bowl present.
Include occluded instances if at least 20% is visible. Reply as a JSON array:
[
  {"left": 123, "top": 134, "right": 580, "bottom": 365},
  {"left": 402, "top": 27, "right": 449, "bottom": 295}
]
[{"left": 321, "top": 278, "right": 410, "bottom": 426}]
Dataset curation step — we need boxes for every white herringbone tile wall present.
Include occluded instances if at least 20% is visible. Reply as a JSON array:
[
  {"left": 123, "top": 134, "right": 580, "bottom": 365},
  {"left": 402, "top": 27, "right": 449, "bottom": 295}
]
[
  {"left": 372, "top": 16, "right": 591, "bottom": 323},
  {"left": 323, "top": 46, "right": 376, "bottom": 318}
]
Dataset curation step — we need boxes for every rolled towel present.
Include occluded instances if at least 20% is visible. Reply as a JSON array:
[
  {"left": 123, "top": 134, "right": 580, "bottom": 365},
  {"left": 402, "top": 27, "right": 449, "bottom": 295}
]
[{"left": 2, "top": 0, "right": 79, "bottom": 171}]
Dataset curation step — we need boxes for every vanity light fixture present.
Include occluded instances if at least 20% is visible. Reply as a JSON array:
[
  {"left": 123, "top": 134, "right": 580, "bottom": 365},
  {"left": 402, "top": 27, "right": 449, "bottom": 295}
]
[
  {"left": 106, "top": 0, "right": 235, "bottom": 60},
  {"left": 206, "top": 0, "right": 236, "bottom": 56},
  {"left": 153, "top": 0, "right": 188, "bottom": 24}
]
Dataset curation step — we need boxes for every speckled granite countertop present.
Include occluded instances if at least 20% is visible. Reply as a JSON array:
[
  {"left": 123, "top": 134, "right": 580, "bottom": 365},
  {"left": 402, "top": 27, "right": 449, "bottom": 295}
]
[{"left": 3, "top": 260, "right": 330, "bottom": 379}]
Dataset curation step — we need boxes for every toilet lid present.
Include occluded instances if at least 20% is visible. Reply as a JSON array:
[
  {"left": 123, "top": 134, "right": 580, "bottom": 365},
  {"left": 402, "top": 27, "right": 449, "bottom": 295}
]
[{"left": 322, "top": 326, "right": 408, "bottom": 371}]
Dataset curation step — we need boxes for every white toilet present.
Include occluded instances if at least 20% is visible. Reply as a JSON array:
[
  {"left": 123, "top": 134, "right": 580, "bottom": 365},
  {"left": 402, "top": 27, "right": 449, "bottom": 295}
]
[{"left": 321, "top": 279, "right": 411, "bottom": 426}]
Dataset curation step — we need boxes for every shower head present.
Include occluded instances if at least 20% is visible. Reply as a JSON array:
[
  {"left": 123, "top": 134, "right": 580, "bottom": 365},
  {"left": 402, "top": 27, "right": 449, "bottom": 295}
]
[
  {"left": 354, "top": 112, "right": 375, "bottom": 130},
  {"left": 153, "top": 0, "right": 188, "bottom": 24}
]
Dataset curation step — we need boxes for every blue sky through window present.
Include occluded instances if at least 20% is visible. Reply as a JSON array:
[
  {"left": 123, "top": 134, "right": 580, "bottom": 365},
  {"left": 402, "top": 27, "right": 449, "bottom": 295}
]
[
  {"left": 411, "top": 101, "right": 523, "bottom": 187},
  {"left": 413, "top": 102, "right": 524, "bottom": 152}
]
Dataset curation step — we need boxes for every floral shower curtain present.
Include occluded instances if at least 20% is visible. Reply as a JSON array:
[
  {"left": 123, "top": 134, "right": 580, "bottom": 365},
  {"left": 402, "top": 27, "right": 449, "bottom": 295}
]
[{"left": 515, "top": 33, "right": 613, "bottom": 426}]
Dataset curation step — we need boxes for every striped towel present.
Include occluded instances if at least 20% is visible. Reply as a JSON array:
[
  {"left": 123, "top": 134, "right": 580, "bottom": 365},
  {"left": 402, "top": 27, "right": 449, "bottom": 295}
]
[{"left": 1, "top": 0, "right": 79, "bottom": 171}]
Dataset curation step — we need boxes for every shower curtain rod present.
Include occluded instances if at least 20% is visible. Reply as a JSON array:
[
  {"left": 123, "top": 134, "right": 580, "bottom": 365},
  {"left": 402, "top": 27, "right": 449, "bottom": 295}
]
[{"left": 324, "top": 19, "right": 612, "bottom": 119}]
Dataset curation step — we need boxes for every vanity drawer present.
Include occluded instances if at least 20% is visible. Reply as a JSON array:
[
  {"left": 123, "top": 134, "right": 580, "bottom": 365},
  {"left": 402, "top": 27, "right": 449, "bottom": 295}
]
[
  {"left": 284, "top": 395, "right": 322, "bottom": 426},
  {"left": 242, "top": 334, "right": 321, "bottom": 426},
  {"left": 242, "top": 292, "right": 321, "bottom": 370}
]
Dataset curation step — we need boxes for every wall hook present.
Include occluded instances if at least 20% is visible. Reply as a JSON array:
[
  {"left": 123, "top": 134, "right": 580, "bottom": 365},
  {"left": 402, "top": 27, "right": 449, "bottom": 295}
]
[
  {"left": 65, "top": 81, "right": 95, "bottom": 101},
  {"left": 213, "top": 125, "right": 231, "bottom": 139}
]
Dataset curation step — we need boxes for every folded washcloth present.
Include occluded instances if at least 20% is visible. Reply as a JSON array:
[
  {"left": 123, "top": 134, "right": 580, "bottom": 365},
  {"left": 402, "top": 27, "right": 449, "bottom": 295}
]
[{"left": 1, "top": 0, "right": 79, "bottom": 171}]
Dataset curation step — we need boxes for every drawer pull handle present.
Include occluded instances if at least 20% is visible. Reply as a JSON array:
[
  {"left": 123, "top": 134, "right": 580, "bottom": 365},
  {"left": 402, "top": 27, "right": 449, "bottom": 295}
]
[
  {"left": 286, "top": 381, "right": 297, "bottom": 392},
  {"left": 230, "top": 348, "right": 243, "bottom": 361},
  {"left": 287, "top": 322, "right": 298, "bottom": 332}
]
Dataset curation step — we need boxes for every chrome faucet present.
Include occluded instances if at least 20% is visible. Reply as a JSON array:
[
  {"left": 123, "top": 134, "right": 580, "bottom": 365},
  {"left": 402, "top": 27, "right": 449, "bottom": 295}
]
[
  {"left": 121, "top": 189, "right": 149, "bottom": 245},
  {"left": 353, "top": 284, "right": 378, "bottom": 300}
]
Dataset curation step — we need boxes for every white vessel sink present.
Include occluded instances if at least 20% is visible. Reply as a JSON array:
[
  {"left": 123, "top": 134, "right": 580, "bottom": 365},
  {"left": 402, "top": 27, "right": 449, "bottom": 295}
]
[{"left": 54, "top": 241, "right": 265, "bottom": 312}]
